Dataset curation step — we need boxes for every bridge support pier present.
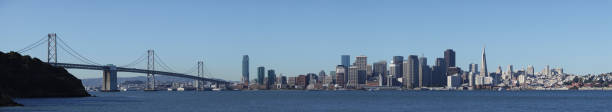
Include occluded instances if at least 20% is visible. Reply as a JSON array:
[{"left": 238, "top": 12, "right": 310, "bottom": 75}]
[{"left": 102, "top": 65, "right": 118, "bottom": 92}]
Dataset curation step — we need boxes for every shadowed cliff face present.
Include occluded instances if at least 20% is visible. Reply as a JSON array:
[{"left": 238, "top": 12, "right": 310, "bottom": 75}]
[
  {"left": 0, "top": 92, "right": 22, "bottom": 106},
  {"left": 0, "top": 51, "right": 90, "bottom": 98}
]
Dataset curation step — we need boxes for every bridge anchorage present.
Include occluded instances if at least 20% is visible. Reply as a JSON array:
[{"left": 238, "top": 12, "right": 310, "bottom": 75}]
[{"left": 17, "top": 33, "right": 231, "bottom": 92}]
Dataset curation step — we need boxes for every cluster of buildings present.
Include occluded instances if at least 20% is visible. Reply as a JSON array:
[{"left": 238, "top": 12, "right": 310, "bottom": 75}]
[{"left": 236, "top": 47, "right": 612, "bottom": 91}]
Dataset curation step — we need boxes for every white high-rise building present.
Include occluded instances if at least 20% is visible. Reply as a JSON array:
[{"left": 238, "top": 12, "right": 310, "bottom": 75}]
[
  {"left": 527, "top": 65, "right": 534, "bottom": 76},
  {"left": 503, "top": 65, "right": 513, "bottom": 80},
  {"left": 545, "top": 65, "right": 550, "bottom": 76},
  {"left": 347, "top": 66, "right": 359, "bottom": 88},
  {"left": 469, "top": 72, "right": 476, "bottom": 87},
  {"left": 518, "top": 75, "right": 526, "bottom": 85},
  {"left": 447, "top": 74, "right": 461, "bottom": 89}
]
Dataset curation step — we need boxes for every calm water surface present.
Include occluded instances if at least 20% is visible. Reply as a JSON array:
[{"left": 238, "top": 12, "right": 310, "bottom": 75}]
[{"left": 1, "top": 91, "right": 611, "bottom": 112}]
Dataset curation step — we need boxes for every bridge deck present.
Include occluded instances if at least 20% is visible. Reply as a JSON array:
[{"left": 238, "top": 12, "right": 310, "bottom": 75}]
[{"left": 49, "top": 63, "right": 230, "bottom": 84}]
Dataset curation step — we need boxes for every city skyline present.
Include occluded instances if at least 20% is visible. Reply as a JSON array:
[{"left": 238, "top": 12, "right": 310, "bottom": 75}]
[{"left": 2, "top": 1, "right": 612, "bottom": 80}]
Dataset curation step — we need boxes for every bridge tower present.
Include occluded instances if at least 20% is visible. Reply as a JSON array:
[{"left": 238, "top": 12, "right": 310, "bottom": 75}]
[
  {"left": 102, "top": 65, "right": 118, "bottom": 92},
  {"left": 194, "top": 61, "right": 204, "bottom": 89},
  {"left": 47, "top": 33, "right": 57, "bottom": 65},
  {"left": 145, "top": 50, "right": 156, "bottom": 91}
]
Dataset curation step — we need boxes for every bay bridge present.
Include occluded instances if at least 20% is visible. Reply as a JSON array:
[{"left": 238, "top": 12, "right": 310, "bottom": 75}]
[{"left": 15, "top": 33, "right": 231, "bottom": 91}]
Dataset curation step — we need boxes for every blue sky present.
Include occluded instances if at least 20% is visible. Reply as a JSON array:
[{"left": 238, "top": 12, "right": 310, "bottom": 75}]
[{"left": 1, "top": 0, "right": 611, "bottom": 80}]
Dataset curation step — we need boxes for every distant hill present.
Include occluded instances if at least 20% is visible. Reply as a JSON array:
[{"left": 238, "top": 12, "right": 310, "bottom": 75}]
[{"left": 81, "top": 76, "right": 196, "bottom": 87}]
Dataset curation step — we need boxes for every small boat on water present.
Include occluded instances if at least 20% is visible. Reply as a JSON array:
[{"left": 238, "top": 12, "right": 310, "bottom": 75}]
[{"left": 212, "top": 88, "right": 226, "bottom": 91}]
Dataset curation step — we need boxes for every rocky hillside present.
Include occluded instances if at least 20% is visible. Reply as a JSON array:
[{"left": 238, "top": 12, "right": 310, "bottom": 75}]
[
  {"left": 0, "top": 92, "right": 21, "bottom": 106},
  {"left": 0, "top": 51, "right": 90, "bottom": 100}
]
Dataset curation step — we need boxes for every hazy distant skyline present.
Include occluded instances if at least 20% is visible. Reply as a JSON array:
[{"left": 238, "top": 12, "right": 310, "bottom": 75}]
[{"left": 1, "top": 0, "right": 611, "bottom": 80}]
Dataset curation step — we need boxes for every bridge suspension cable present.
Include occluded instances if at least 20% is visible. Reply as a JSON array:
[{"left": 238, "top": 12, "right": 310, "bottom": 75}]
[
  {"left": 153, "top": 53, "right": 177, "bottom": 72},
  {"left": 119, "top": 52, "right": 147, "bottom": 68},
  {"left": 56, "top": 36, "right": 102, "bottom": 65},
  {"left": 202, "top": 61, "right": 214, "bottom": 78},
  {"left": 182, "top": 64, "right": 198, "bottom": 75},
  {"left": 16, "top": 36, "right": 47, "bottom": 53},
  {"left": 57, "top": 43, "right": 100, "bottom": 65}
]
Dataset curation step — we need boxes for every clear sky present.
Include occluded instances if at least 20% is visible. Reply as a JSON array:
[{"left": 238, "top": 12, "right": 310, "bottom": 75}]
[{"left": 1, "top": 0, "right": 611, "bottom": 80}]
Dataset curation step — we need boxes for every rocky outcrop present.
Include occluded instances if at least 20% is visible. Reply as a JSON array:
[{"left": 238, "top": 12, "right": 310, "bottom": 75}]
[
  {"left": 0, "top": 92, "right": 21, "bottom": 106},
  {"left": 0, "top": 51, "right": 90, "bottom": 99}
]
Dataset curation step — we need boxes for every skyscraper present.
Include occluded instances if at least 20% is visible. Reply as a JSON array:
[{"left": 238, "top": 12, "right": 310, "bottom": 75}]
[
  {"left": 389, "top": 63, "right": 396, "bottom": 86},
  {"left": 242, "top": 55, "right": 249, "bottom": 85},
  {"left": 335, "top": 65, "right": 346, "bottom": 87},
  {"left": 341, "top": 55, "right": 350, "bottom": 68},
  {"left": 432, "top": 58, "right": 446, "bottom": 87},
  {"left": 348, "top": 66, "right": 359, "bottom": 88},
  {"left": 504, "top": 65, "right": 513, "bottom": 80},
  {"left": 545, "top": 65, "right": 550, "bottom": 76},
  {"left": 469, "top": 63, "right": 478, "bottom": 73},
  {"left": 480, "top": 47, "right": 488, "bottom": 77},
  {"left": 325, "top": 71, "right": 335, "bottom": 85},
  {"left": 366, "top": 64, "right": 373, "bottom": 77},
  {"left": 341, "top": 55, "right": 350, "bottom": 84},
  {"left": 267, "top": 69, "right": 276, "bottom": 89},
  {"left": 527, "top": 65, "right": 534, "bottom": 76},
  {"left": 405, "top": 55, "right": 419, "bottom": 88},
  {"left": 418, "top": 57, "right": 430, "bottom": 87},
  {"left": 373, "top": 61, "right": 387, "bottom": 85},
  {"left": 355, "top": 55, "right": 367, "bottom": 70},
  {"left": 393, "top": 56, "right": 404, "bottom": 78},
  {"left": 257, "top": 66, "right": 265, "bottom": 85},
  {"left": 319, "top": 70, "right": 326, "bottom": 84},
  {"left": 444, "top": 49, "right": 456, "bottom": 68}
]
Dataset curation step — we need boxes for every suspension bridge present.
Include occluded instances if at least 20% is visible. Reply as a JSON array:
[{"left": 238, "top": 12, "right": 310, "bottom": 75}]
[{"left": 15, "top": 33, "right": 231, "bottom": 92}]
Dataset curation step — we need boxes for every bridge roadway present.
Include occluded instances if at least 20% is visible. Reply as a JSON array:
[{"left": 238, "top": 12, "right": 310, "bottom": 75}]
[{"left": 49, "top": 62, "right": 230, "bottom": 91}]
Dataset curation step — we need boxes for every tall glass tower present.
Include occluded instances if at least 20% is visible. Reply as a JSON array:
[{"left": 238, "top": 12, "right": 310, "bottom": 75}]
[
  {"left": 242, "top": 55, "right": 249, "bottom": 85},
  {"left": 341, "top": 55, "right": 350, "bottom": 68},
  {"left": 257, "top": 66, "right": 265, "bottom": 85}
]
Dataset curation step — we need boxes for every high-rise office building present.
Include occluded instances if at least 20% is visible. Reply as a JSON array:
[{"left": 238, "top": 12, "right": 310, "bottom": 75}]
[
  {"left": 355, "top": 55, "right": 367, "bottom": 70},
  {"left": 504, "top": 65, "right": 513, "bottom": 80},
  {"left": 404, "top": 55, "right": 419, "bottom": 88},
  {"left": 242, "top": 55, "right": 249, "bottom": 85},
  {"left": 357, "top": 70, "right": 367, "bottom": 85},
  {"left": 366, "top": 64, "right": 373, "bottom": 77},
  {"left": 469, "top": 63, "right": 478, "bottom": 73},
  {"left": 418, "top": 57, "right": 430, "bottom": 87},
  {"left": 341, "top": 55, "right": 350, "bottom": 67},
  {"left": 348, "top": 66, "right": 359, "bottom": 88},
  {"left": 335, "top": 65, "right": 347, "bottom": 87},
  {"left": 432, "top": 58, "right": 446, "bottom": 87},
  {"left": 296, "top": 75, "right": 308, "bottom": 89},
  {"left": 257, "top": 66, "right": 265, "bottom": 85},
  {"left": 480, "top": 47, "right": 488, "bottom": 77},
  {"left": 373, "top": 61, "right": 387, "bottom": 85},
  {"left": 527, "top": 65, "right": 534, "bottom": 76},
  {"left": 319, "top": 70, "right": 326, "bottom": 84},
  {"left": 389, "top": 63, "right": 396, "bottom": 86},
  {"left": 444, "top": 49, "right": 456, "bottom": 68},
  {"left": 325, "top": 71, "right": 335, "bottom": 85},
  {"left": 545, "top": 65, "right": 550, "bottom": 76},
  {"left": 267, "top": 69, "right": 276, "bottom": 89},
  {"left": 393, "top": 56, "right": 404, "bottom": 78},
  {"left": 496, "top": 66, "right": 502, "bottom": 74},
  {"left": 307, "top": 73, "right": 317, "bottom": 87}
]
